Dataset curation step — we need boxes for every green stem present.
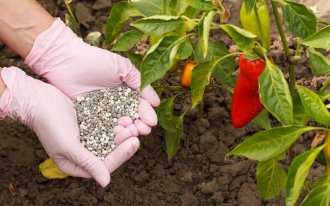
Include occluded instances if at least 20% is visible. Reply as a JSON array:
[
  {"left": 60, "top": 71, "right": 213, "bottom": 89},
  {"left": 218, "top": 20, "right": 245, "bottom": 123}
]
[
  {"left": 63, "top": 0, "right": 81, "bottom": 36},
  {"left": 271, "top": 1, "right": 290, "bottom": 58},
  {"left": 209, "top": 83, "right": 234, "bottom": 94},
  {"left": 271, "top": 1, "right": 296, "bottom": 95},
  {"left": 289, "top": 64, "right": 296, "bottom": 95},
  {"left": 254, "top": 4, "right": 268, "bottom": 51},
  {"left": 318, "top": 19, "right": 330, "bottom": 26},
  {"left": 320, "top": 79, "right": 330, "bottom": 92},
  {"left": 153, "top": 85, "right": 184, "bottom": 92}
]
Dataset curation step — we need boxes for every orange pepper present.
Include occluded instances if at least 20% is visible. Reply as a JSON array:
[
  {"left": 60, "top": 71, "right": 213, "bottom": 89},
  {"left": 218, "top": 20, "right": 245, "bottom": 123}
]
[{"left": 180, "top": 61, "right": 197, "bottom": 87}]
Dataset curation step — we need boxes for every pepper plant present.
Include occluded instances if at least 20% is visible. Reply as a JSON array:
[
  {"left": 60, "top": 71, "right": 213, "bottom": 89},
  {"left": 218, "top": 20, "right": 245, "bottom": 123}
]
[{"left": 103, "top": 0, "right": 330, "bottom": 205}]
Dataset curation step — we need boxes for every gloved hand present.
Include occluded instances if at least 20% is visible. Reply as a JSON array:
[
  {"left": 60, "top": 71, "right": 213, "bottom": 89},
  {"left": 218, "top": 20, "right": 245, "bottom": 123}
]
[
  {"left": 0, "top": 67, "right": 137, "bottom": 187},
  {"left": 25, "top": 18, "right": 160, "bottom": 145}
]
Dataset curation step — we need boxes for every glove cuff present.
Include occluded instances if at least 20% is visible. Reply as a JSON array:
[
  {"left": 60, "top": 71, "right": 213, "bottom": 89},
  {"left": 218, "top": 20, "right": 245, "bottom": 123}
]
[
  {"left": 24, "top": 18, "right": 70, "bottom": 75},
  {"left": 0, "top": 67, "right": 18, "bottom": 120}
]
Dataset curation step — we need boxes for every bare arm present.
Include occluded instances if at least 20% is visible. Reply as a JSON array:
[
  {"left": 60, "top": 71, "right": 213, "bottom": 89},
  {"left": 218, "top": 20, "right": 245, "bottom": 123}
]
[{"left": 0, "top": 0, "right": 54, "bottom": 58}]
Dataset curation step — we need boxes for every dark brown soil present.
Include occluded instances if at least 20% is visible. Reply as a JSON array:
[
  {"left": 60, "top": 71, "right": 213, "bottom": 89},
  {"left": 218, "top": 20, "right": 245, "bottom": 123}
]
[{"left": 0, "top": 1, "right": 327, "bottom": 205}]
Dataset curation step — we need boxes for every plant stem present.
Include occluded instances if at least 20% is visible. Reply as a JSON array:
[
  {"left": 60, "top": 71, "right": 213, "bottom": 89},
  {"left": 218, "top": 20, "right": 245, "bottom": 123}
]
[
  {"left": 318, "top": 19, "right": 330, "bottom": 26},
  {"left": 209, "top": 83, "right": 234, "bottom": 94},
  {"left": 271, "top": 1, "right": 290, "bottom": 58},
  {"left": 271, "top": 1, "right": 296, "bottom": 95},
  {"left": 320, "top": 79, "right": 330, "bottom": 92},
  {"left": 153, "top": 85, "right": 184, "bottom": 92},
  {"left": 63, "top": 0, "right": 81, "bottom": 36},
  {"left": 254, "top": 4, "right": 268, "bottom": 51},
  {"left": 289, "top": 64, "right": 296, "bottom": 95}
]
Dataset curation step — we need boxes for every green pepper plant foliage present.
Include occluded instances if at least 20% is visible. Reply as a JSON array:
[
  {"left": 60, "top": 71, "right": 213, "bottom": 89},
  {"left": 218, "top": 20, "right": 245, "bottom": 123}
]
[{"left": 102, "top": 0, "right": 330, "bottom": 204}]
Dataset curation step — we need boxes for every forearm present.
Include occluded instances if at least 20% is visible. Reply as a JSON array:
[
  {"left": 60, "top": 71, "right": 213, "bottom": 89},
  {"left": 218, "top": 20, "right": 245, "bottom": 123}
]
[
  {"left": 0, "top": 0, "right": 54, "bottom": 58},
  {"left": 0, "top": 68, "right": 6, "bottom": 96}
]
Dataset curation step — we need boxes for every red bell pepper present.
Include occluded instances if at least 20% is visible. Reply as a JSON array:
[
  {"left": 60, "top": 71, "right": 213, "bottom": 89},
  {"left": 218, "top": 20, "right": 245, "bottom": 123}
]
[{"left": 231, "top": 55, "right": 266, "bottom": 128}]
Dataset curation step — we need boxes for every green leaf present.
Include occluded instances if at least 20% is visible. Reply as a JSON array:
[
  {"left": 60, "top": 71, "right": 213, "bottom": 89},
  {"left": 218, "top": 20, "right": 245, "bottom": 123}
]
[
  {"left": 185, "top": 0, "right": 214, "bottom": 11},
  {"left": 297, "top": 85, "right": 330, "bottom": 126},
  {"left": 220, "top": 24, "right": 257, "bottom": 51},
  {"left": 292, "top": 94, "right": 309, "bottom": 126},
  {"left": 301, "top": 178, "right": 330, "bottom": 206},
  {"left": 259, "top": 60, "right": 293, "bottom": 126},
  {"left": 176, "top": 39, "right": 193, "bottom": 60},
  {"left": 105, "top": 2, "right": 141, "bottom": 46},
  {"left": 112, "top": 30, "right": 144, "bottom": 52},
  {"left": 65, "top": 13, "right": 80, "bottom": 35},
  {"left": 125, "top": 51, "right": 142, "bottom": 69},
  {"left": 308, "top": 49, "right": 330, "bottom": 75},
  {"left": 165, "top": 115, "right": 184, "bottom": 160},
  {"left": 281, "top": 1, "right": 317, "bottom": 38},
  {"left": 196, "top": 41, "right": 236, "bottom": 86},
  {"left": 285, "top": 145, "right": 326, "bottom": 206},
  {"left": 185, "top": 6, "right": 202, "bottom": 18},
  {"left": 131, "top": 15, "right": 184, "bottom": 36},
  {"left": 256, "top": 159, "right": 287, "bottom": 200},
  {"left": 191, "top": 61, "right": 214, "bottom": 108},
  {"left": 318, "top": 91, "right": 330, "bottom": 101},
  {"left": 198, "top": 11, "right": 216, "bottom": 58},
  {"left": 140, "top": 35, "right": 183, "bottom": 90},
  {"left": 244, "top": 0, "right": 257, "bottom": 14},
  {"left": 131, "top": 0, "right": 164, "bottom": 16},
  {"left": 85, "top": 31, "right": 102, "bottom": 47},
  {"left": 227, "top": 126, "right": 317, "bottom": 161},
  {"left": 169, "top": 0, "right": 189, "bottom": 16},
  {"left": 253, "top": 109, "right": 272, "bottom": 130},
  {"left": 157, "top": 96, "right": 176, "bottom": 130},
  {"left": 300, "top": 26, "right": 330, "bottom": 49},
  {"left": 157, "top": 96, "right": 185, "bottom": 160}
]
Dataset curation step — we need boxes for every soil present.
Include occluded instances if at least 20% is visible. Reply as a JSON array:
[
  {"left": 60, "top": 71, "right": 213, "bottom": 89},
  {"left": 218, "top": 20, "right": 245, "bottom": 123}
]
[{"left": 0, "top": 1, "right": 329, "bottom": 206}]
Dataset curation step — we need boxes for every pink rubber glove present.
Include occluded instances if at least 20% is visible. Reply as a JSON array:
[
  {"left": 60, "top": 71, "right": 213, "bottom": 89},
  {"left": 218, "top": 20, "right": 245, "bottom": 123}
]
[
  {"left": 0, "top": 67, "right": 140, "bottom": 187},
  {"left": 25, "top": 18, "right": 160, "bottom": 175},
  {"left": 25, "top": 18, "right": 160, "bottom": 143}
]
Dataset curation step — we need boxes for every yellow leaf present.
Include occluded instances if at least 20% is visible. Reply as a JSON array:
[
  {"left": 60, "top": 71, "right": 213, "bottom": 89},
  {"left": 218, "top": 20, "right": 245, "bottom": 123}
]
[{"left": 39, "top": 158, "right": 68, "bottom": 179}]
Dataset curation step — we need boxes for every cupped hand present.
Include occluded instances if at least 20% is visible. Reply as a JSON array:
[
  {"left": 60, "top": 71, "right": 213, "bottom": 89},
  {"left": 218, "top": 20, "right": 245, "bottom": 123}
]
[
  {"left": 0, "top": 67, "right": 120, "bottom": 187},
  {"left": 25, "top": 18, "right": 160, "bottom": 174}
]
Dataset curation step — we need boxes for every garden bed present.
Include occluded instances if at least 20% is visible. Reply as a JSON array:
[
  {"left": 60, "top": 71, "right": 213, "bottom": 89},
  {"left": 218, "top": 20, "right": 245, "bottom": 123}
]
[{"left": 0, "top": 0, "right": 329, "bottom": 205}]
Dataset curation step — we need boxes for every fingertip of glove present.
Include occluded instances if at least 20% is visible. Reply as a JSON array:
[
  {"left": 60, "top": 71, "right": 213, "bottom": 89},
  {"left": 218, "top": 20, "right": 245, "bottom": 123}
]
[
  {"left": 141, "top": 85, "right": 160, "bottom": 107},
  {"left": 98, "top": 173, "right": 111, "bottom": 188}
]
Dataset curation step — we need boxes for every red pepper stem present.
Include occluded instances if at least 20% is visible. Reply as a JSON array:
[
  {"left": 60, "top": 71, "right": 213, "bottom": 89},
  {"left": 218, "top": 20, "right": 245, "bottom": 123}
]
[{"left": 253, "top": 3, "right": 269, "bottom": 51}]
